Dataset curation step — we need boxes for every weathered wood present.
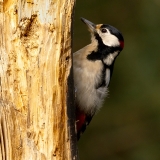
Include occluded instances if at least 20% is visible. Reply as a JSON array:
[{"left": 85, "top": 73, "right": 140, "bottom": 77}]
[{"left": 0, "top": 0, "right": 77, "bottom": 159}]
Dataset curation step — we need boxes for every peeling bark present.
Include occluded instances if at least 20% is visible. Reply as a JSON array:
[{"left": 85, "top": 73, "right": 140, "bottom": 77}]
[{"left": 0, "top": 0, "right": 77, "bottom": 159}]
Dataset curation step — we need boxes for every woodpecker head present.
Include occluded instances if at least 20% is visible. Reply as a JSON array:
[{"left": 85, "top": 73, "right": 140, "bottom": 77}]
[{"left": 81, "top": 17, "right": 124, "bottom": 51}]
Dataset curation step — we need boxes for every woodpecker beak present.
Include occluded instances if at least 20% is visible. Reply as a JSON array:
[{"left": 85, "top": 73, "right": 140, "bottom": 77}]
[{"left": 81, "top": 17, "right": 96, "bottom": 33}]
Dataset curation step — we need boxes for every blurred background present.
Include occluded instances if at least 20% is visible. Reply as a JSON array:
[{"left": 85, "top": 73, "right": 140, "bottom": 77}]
[{"left": 73, "top": 0, "right": 160, "bottom": 159}]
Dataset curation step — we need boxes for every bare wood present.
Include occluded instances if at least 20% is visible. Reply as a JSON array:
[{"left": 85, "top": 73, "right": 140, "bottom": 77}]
[{"left": 0, "top": 0, "right": 77, "bottom": 159}]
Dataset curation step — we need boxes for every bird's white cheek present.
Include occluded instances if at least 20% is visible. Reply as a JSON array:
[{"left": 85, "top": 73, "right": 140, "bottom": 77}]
[{"left": 101, "top": 34, "right": 119, "bottom": 47}]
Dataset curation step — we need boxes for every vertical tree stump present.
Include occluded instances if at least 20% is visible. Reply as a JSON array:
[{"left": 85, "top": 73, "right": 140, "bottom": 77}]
[{"left": 0, "top": 0, "right": 77, "bottom": 159}]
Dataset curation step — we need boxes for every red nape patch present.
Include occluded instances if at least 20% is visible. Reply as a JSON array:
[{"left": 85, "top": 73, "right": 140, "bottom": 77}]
[
  {"left": 76, "top": 111, "right": 86, "bottom": 133},
  {"left": 120, "top": 41, "right": 124, "bottom": 49}
]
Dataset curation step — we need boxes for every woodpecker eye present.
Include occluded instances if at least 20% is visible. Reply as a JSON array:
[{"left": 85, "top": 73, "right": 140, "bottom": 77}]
[{"left": 101, "top": 28, "right": 107, "bottom": 33}]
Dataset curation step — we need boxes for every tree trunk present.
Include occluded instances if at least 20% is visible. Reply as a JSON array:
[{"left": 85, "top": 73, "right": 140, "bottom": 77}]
[{"left": 0, "top": 0, "right": 77, "bottom": 160}]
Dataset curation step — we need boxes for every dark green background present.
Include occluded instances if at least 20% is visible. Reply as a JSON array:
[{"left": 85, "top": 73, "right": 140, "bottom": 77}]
[{"left": 73, "top": 0, "right": 160, "bottom": 159}]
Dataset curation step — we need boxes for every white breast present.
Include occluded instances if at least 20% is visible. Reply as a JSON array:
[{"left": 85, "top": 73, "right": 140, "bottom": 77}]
[{"left": 73, "top": 44, "right": 109, "bottom": 114}]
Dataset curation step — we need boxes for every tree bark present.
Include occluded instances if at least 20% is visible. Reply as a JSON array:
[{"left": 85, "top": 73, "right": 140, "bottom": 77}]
[{"left": 0, "top": 0, "right": 77, "bottom": 160}]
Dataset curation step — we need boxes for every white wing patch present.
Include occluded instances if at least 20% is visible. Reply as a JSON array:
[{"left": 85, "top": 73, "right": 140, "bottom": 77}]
[
  {"left": 103, "top": 52, "right": 119, "bottom": 65},
  {"left": 105, "top": 69, "right": 110, "bottom": 87}
]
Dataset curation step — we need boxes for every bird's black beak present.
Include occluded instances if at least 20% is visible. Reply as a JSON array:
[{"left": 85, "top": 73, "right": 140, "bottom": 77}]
[{"left": 81, "top": 17, "right": 96, "bottom": 33}]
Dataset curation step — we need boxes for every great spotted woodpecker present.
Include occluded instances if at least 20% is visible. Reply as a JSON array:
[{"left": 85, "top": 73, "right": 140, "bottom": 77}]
[{"left": 73, "top": 18, "right": 124, "bottom": 140}]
